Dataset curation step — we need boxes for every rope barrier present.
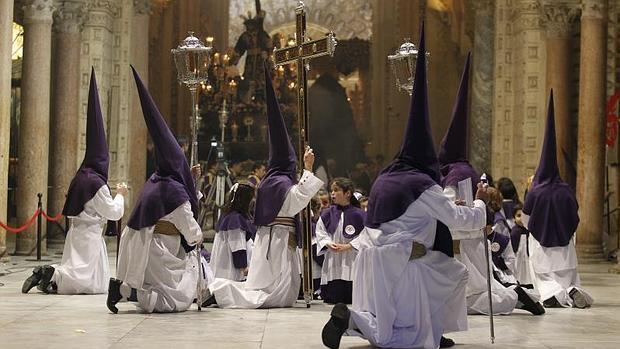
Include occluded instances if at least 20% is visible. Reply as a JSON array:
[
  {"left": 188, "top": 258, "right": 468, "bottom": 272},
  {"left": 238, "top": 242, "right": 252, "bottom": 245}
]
[
  {"left": 0, "top": 209, "right": 40, "bottom": 233},
  {"left": 41, "top": 210, "right": 64, "bottom": 222}
]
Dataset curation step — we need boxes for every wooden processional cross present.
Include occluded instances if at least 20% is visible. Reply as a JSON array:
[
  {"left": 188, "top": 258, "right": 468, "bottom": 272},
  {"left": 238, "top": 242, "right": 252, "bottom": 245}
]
[{"left": 273, "top": 1, "right": 337, "bottom": 307}]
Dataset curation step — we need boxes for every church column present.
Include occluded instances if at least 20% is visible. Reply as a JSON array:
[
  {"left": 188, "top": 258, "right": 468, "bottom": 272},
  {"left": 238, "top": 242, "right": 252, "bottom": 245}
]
[
  {"left": 576, "top": 0, "right": 607, "bottom": 260},
  {"left": 128, "top": 0, "right": 151, "bottom": 206},
  {"left": 540, "top": 1, "right": 580, "bottom": 188},
  {"left": 15, "top": 0, "right": 55, "bottom": 255},
  {"left": 48, "top": 0, "right": 86, "bottom": 246},
  {"left": 0, "top": 1, "right": 14, "bottom": 260},
  {"left": 469, "top": 0, "right": 495, "bottom": 172}
]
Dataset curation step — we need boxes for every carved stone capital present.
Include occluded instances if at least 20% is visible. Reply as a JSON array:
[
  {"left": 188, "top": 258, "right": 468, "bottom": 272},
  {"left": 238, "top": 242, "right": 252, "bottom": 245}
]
[
  {"left": 133, "top": 0, "right": 152, "bottom": 16},
  {"left": 581, "top": 0, "right": 606, "bottom": 19},
  {"left": 86, "top": 0, "right": 121, "bottom": 28},
  {"left": 22, "top": 0, "right": 56, "bottom": 24},
  {"left": 53, "top": 0, "right": 88, "bottom": 33},
  {"left": 539, "top": 1, "right": 581, "bottom": 38}
]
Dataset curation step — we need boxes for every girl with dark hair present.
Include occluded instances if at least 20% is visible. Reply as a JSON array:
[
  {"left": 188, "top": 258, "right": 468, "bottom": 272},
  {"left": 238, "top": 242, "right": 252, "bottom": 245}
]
[
  {"left": 315, "top": 177, "right": 365, "bottom": 304},
  {"left": 210, "top": 182, "right": 257, "bottom": 281},
  {"left": 497, "top": 177, "right": 521, "bottom": 227}
]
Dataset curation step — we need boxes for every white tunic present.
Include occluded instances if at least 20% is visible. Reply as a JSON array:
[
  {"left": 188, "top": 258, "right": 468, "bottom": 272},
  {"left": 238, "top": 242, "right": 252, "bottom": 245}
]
[
  {"left": 512, "top": 228, "right": 535, "bottom": 285},
  {"left": 315, "top": 213, "right": 358, "bottom": 284},
  {"left": 52, "top": 186, "right": 124, "bottom": 294},
  {"left": 444, "top": 187, "right": 518, "bottom": 315},
  {"left": 117, "top": 201, "right": 203, "bottom": 313},
  {"left": 522, "top": 213, "right": 593, "bottom": 307},
  {"left": 210, "top": 228, "right": 252, "bottom": 281},
  {"left": 208, "top": 170, "right": 323, "bottom": 308},
  {"left": 347, "top": 185, "right": 486, "bottom": 349}
]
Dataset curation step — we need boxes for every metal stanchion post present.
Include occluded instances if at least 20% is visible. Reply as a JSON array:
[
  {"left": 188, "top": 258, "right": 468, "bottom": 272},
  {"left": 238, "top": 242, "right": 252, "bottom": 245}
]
[{"left": 36, "top": 193, "right": 42, "bottom": 260}]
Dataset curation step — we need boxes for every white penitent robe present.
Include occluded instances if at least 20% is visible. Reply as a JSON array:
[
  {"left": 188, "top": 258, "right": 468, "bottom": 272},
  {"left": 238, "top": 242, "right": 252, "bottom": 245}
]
[
  {"left": 346, "top": 185, "right": 486, "bottom": 349},
  {"left": 315, "top": 214, "right": 358, "bottom": 285},
  {"left": 513, "top": 230, "right": 534, "bottom": 285},
  {"left": 210, "top": 228, "right": 252, "bottom": 282},
  {"left": 52, "top": 186, "right": 124, "bottom": 294},
  {"left": 443, "top": 187, "right": 518, "bottom": 315},
  {"left": 208, "top": 170, "right": 323, "bottom": 309},
  {"left": 117, "top": 201, "right": 203, "bottom": 313},
  {"left": 522, "top": 213, "right": 593, "bottom": 307}
]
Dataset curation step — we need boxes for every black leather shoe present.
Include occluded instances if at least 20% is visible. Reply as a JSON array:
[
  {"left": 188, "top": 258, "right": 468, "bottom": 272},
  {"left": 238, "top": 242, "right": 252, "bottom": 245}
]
[
  {"left": 321, "top": 303, "right": 350, "bottom": 349},
  {"left": 37, "top": 265, "right": 55, "bottom": 293},
  {"left": 107, "top": 278, "right": 123, "bottom": 314},
  {"left": 201, "top": 294, "right": 217, "bottom": 307},
  {"left": 22, "top": 266, "right": 43, "bottom": 293},
  {"left": 569, "top": 288, "right": 589, "bottom": 309},
  {"left": 515, "top": 286, "right": 545, "bottom": 315},
  {"left": 543, "top": 296, "right": 562, "bottom": 308},
  {"left": 440, "top": 336, "right": 455, "bottom": 348}
]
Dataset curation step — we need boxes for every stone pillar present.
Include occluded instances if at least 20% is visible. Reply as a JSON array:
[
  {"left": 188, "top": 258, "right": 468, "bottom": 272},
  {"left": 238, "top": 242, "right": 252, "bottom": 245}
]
[
  {"left": 540, "top": 1, "right": 580, "bottom": 189},
  {"left": 469, "top": 0, "right": 495, "bottom": 172},
  {"left": 48, "top": 0, "right": 86, "bottom": 246},
  {"left": 0, "top": 1, "right": 14, "bottom": 260},
  {"left": 15, "top": 0, "right": 55, "bottom": 255},
  {"left": 576, "top": 0, "right": 607, "bottom": 260},
  {"left": 128, "top": 0, "right": 151, "bottom": 207}
]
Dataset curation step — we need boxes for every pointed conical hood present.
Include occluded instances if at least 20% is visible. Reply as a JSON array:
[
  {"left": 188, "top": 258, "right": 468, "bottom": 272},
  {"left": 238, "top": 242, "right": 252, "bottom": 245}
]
[
  {"left": 253, "top": 63, "right": 298, "bottom": 227},
  {"left": 439, "top": 52, "right": 470, "bottom": 165},
  {"left": 62, "top": 68, "right": 110, "bottom": 216},
  {"left": 533, "top": 90, "right": 560, "bottom": 185},
  {"left": 438, "top": 53, "right": 479, "bottom": 195},
  {"left": 127, "top": 65, "right": 198, "bottom": 230},
  {"left": 264, "top": 63, "right": 297, "bottom": 176},
  {"left": 392, "top": 22, "right": 440, "bottom": 182},
  {"left": 366, "top": 22, "right": 439, "bottom": 228},
  {"left": 523, "top": 89, "right": 579, "bottom": 247}
]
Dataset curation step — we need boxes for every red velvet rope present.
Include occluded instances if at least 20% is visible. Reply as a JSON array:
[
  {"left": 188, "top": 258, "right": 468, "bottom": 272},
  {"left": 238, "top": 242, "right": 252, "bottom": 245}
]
[
  {"left": 0, "top": 209, "right": 41, "bottom": 233},
  {"left": 41, "top": 210, "right": 64, "bottom": 222}
]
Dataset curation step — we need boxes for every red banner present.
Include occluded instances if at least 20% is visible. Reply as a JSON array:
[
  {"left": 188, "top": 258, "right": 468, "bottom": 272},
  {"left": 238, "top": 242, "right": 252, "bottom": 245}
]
[{"left": 606, "top": 92, "right": 620, "bottom": 147}]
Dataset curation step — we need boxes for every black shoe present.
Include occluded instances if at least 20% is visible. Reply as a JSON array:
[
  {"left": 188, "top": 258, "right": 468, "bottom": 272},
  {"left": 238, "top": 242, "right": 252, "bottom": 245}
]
[
  {"left": 201, "top": 294, "right": 217, "bottom": 307},
  {"left": 440, "top": 336, "right": 455, "bottom": 348},
  {"left": 569, "top": 288, "right": 589, "bottom": 309},
  {"left": 106, "top": 278, "right": 123, "bottom": 314},
  {"left": 543, "top": 296, "right": 562, "bottom": 308},
  {"left": 22, "top": 266, "right": 43, "bottom": 293},
  {"left": 321, "top": 303, "right": 350, "bottom": 349},
  {"left": 36, "top": 265, "right": 55, "bottom": 294},
  {"left": 515, "top": 286, "right": 545, "bottom": 315}
]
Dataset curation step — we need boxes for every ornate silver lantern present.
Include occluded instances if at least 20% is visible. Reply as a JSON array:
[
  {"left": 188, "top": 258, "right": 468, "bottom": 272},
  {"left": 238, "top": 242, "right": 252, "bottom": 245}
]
[
  {"left": 171, "top": 32, "right": 212, "bottom": 165},
  {"left": 388, "top": 38, "right": 429, "bottom": 95}
]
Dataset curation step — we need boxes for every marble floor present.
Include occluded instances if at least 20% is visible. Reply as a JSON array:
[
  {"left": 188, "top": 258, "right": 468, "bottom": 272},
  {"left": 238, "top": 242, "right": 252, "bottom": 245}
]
[{"left": 1, "top": 242, "right": 619, "bottom": 349}]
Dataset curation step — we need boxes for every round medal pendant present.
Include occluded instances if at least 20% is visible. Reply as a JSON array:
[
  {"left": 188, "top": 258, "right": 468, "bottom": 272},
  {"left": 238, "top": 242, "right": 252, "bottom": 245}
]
[
  {"left": 344, "top": 225, "right": 356, "bottom": 235},
  {"left": 490, "top": 242, "right": 501, "bottom": 253}
]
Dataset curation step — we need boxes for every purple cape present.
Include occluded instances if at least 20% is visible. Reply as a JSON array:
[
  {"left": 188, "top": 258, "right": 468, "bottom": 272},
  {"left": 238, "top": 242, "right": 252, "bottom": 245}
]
[
  {"left": 510, "top": 224, "right": 529, "bottom": 254},
  {"left": 127, "top": 66, "right": 198, "bottom": 248},
  {"left": 63, "top": 68, "right": 110, "bottom": 217},
  {"left": 216, "top": 210, "right": 257, "bottom": 240},
  {"left": 320, "top": 204, "right": 366, "bottom": 238},
  {"left": 523, "top": 90, "right": 579, "bottom": 247}
]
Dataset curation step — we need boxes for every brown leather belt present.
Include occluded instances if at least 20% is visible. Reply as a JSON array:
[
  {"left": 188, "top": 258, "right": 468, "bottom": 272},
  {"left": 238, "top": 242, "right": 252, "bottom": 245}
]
[
  {"left": 153, "top": 220, "right": 180, "bottom": 236},
  {"left": 268, "top": 217, "right": 296, "bottom": 227},
  {"left": 410, "top": 241, "right": 427, "bottom": 260}
]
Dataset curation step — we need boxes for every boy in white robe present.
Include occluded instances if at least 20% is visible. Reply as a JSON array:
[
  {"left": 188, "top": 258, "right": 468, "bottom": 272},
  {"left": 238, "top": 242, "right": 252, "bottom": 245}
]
[
  {"left": 22, "top": 69, "right": 126, "bottom": 295},
  {"left": 322, "top": 26, "right": 488, "bottom": 349},
  {"left": 106, "top": 66, "right": 205, "bottom": 314},
  {"left": 204, "top": 64, "right": 323, "bottom": 309},
  {"left": 522, "top": 90, "right": 593, "bottom": 309}
]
